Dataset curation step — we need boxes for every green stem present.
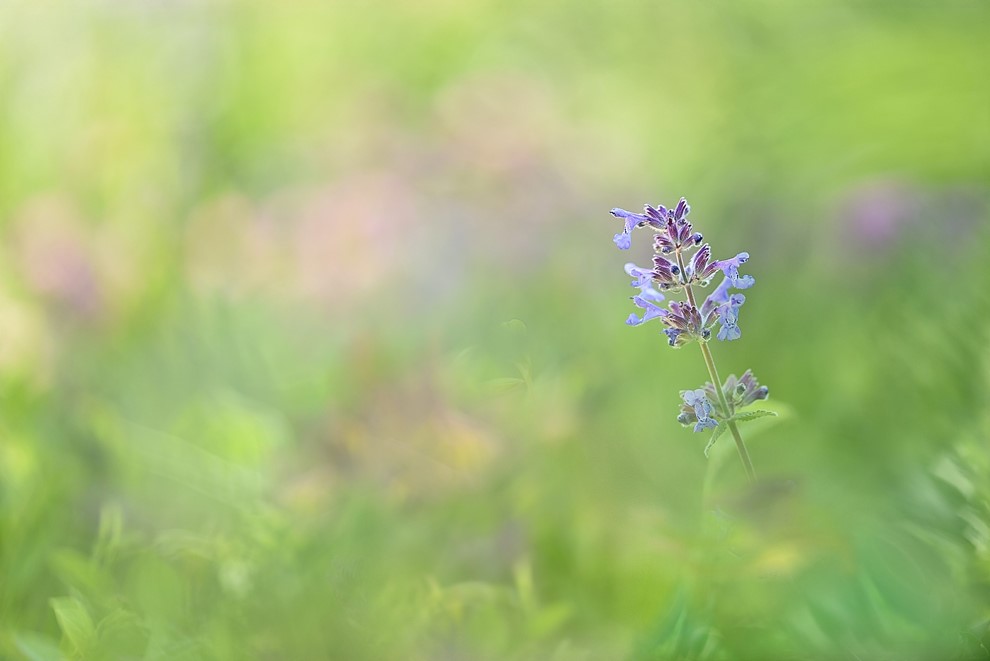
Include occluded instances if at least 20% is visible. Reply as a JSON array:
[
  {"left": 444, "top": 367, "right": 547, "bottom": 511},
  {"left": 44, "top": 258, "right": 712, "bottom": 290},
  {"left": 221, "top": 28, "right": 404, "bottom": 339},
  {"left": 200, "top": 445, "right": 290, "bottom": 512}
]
[{"left": 675, "top": 249, "right": 757, "bottom": 482}]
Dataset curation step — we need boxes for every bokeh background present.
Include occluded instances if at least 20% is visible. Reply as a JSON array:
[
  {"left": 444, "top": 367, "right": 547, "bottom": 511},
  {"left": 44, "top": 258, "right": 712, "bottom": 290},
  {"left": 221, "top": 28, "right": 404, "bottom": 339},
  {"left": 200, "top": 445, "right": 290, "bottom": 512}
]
[{"left": 1, "top": 1, "right": 989, "bottom": 659}]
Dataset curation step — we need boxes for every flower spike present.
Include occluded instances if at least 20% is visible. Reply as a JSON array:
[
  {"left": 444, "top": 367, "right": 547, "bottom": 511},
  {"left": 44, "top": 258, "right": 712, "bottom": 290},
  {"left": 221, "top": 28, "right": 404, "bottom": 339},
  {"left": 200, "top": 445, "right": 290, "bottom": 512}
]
[{"left": 606, "top": 197, "right": 770, "bottom": 481}]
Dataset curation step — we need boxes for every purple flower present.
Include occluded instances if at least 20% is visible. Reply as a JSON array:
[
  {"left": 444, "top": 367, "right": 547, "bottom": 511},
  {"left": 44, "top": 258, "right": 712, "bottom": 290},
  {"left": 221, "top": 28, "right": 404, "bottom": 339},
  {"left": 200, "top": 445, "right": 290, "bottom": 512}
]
[
  {"left": 687, "top": 243, "right": 719, "bottom": 284},
  {"left": 682, "top": 371, "right": 770, "bottom": 423},
  {"left": 624, "top": 263, "right": 657, "bottom": 292},
  {"left": 701, "top": 273, "right": 748, "bottom": 342},
  {"left": 725, "top": 370, "right": 769, "bottom": 408},
  {"left": 626, "top": 295, "right": 667, "bottom": 326},
  {"left": 644, "top": 204, "right": 668, "bottom": 225},
  {"left": 651, "top": 254, "right": 682, "bottom": 290},
  {"left": 624, "top": 263, "right": 670, "bottom": 327},
  {"left": 663, "top": 328, "right": 682, "bottom": 346},
  {"left": 701, "top": 277, "right": 731, "bottom": 317},
  {"left": 713, "top": 252, "right": 755, "bottom": 289},
  {"left": 679, "top": 388, "right": 718, "bottom": 432},
  {"left": 716, "top": 293, "right": 745, "bottom": 341},
  {"left": 652, "top": 199, "right": 701, "bottom": 254},
  {"left": 610, "top": 207, "right": 662, "bottom": 250},
  {"left": 661, "top": 301, "right": 710, "bottom": 346},
  {"left": 606, "top": 196, "right": 770, "bottom": 470}
]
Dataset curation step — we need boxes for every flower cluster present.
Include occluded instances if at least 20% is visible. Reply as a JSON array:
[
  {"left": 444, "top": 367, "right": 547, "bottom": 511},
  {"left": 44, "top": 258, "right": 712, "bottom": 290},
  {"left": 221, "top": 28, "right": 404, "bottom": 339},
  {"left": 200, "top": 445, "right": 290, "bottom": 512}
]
[
  {"left": 613, "top": 198, "right": 753, "bottom": 347},
  {"left": 608, "top": 197, "right": 774, "bottom": 468},
  {"left": 676, "top": 370, "right": 769, "bottom": 430}
]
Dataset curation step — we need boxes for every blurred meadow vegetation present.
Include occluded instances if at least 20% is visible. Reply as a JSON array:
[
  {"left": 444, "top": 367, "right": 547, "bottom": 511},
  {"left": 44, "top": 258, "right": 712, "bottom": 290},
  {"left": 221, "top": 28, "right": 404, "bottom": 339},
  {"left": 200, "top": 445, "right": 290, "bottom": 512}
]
[{"left": 1, "top": 1, "right": 989, "bottom": 659}]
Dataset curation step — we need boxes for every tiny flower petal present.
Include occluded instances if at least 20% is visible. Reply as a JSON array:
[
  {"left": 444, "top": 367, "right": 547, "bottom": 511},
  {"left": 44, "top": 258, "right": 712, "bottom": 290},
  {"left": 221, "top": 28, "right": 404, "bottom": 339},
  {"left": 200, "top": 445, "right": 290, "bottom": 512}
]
[
  {"left": 610, "top": 208, "right": 649, "bottom": 250},
  {"left": 717, "top": 322, "right": 741, "bottom": 341},
  {"left": 715, "top": 293, "right": 745, "bottom": 341},
  {"left": 701, "top": 276, "right": 733, "bottom": 318},
  {"left": 639, "top": 287, "right": 664, "bottom": 302},
  {"left": 689, "top": 244, "right": 719, "bottom": 283},
  {"left": 611, "top": 207, "right": 647, "bottom": 226},
  {"left": 694, "top": 418, "right": 718, "bottom": 433},
  {"left": 625, "top": 263, "right": 665, "bottom": 301},
  {"left": 642, "top": 205, "right": 667, "bottom": 228},
  {"left": 624, "top": 263, "right": 653, "bottom": 288},
  {"left": 681, "top": 388, "right": 718, "bottom": 431},
  {"left": 714, "top": 252, "right": 755, "bottom": 289},
  {"left": 626, "top": 295, "right": 667, "bottom": 326}
]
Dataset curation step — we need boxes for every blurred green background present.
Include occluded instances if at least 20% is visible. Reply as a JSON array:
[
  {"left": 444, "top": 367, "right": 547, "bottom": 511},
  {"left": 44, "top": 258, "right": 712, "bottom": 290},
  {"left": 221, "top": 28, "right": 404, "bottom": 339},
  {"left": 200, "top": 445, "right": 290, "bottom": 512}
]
[{"left": 1, "top": 1, "right": 988, "bottom": 659}]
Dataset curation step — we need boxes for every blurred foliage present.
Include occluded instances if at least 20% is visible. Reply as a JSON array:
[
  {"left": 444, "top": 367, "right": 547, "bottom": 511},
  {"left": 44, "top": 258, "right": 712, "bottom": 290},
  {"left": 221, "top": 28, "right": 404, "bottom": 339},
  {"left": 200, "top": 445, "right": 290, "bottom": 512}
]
[{"left": 0, "top": 0, "right": 989, "bottom": 659}]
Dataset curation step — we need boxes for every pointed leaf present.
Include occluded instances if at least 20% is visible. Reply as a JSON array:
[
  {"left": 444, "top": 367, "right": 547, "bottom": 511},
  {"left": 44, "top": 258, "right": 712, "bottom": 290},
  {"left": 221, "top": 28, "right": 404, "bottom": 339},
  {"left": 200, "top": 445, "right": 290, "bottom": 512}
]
[
  {"left": 732, "top": 409, "right": 778, "bottom": 424},
  {"left": 50, "top": 597, "right": 96, "bottom": 656},
  {"left": 704, "top": 423, "right": 728, "bottom": 458},
  {"left": 486, "top": 377, "right": 527, "bottom": 393}
]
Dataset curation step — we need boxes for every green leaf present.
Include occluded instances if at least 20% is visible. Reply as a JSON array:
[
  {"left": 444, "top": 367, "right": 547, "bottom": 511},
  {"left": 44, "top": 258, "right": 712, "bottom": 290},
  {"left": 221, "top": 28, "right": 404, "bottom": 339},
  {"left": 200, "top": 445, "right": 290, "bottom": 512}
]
[
  {"left": 486, "top": 377, "right": 527, "bottom": 393},
  {"left": 705, "top": 423, "right": 728, "bottom": 458},
  {"left": 13, "top": 632, "right": 63, "bottom": 661},
  {"left": 49, "top": 550, "right": 115, "bottom": 602},
  {"left": 50, "top": 597, "right": 95, "bottom": 657},
  {"left": 732, "top": 409, "right": 778, "bottom": 424}
]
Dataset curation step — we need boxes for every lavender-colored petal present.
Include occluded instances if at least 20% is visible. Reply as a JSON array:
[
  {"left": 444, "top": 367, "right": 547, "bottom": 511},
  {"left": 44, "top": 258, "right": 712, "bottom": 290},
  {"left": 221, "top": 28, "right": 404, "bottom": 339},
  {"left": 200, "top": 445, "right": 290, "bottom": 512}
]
[
  {"left": 624, "top": 262, "right": 655, "bottom": 289},
  {"left": 648, "top": 204, "right": 668, "bottom": 219},
  {"left": 733, "top": 274, "right": 755, "bottom": 289},
  {"left": 639, "top": 287, "right": 665, "bottom": 302},
  {"left": 690, "top": 243, "right": 718, "bottom": 282},
  {"left": 715, "top": 293, "right": 745, "bottom": 341},
  {"left": 611, "top": 208, "right": 650, "bottom": 250},
  {"left": 682, "top": 389, "right": 702, "bottom": 407},
  {"left": 626, "top": 295, "right": 667, "bottom": 326},
  {"left": 681, "top": 388, "right": 717, "bottom": 431},
  {"left": 673, "top": 197, "right": 690, "bottom": 221},
  {"left": 643, "top": 205, "right": 667, "bottom": 227},
  {"left": 717, "top": 323, "right": 741, "bottom": 341},
  {"left": 693, "top": 418, "right": 718, "bottom": 433},
  {"left": 611, "top": 208, "right": 647, "bottom": 234},
  {"left": 635, "top": 295, "right": 667, "bottom": 319},
  {"left": 624, "top": 263, "right": 665, "bottom": 302},
  {"left": 714, "top": 252, "right": 755, "bottom": 288},
  {"left": 701, "top": 276, "right": 733, "bottom": 318},
  {"left": 611, "top": 207, "right": 647, "bottom": 223}
]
